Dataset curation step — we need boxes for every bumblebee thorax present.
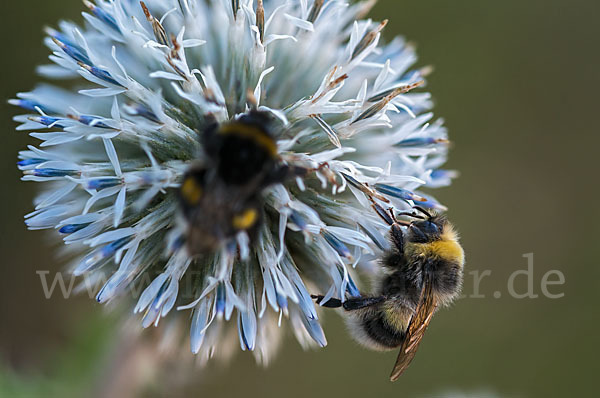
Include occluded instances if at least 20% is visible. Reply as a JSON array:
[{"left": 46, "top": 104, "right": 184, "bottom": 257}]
[{"left": 404, "top": 239, "right": 464, "bottom": 266}]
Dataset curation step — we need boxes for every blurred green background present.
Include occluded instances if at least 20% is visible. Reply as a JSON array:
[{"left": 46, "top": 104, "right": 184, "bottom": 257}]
[{"left": 1, "top": 0, "right": 598, "bottom": 397}]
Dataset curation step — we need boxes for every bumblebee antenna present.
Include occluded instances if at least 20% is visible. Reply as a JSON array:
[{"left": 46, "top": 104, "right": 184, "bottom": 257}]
[
  {"left": 396, "top": 212, "right": 425, "bottom": 220},
  {"left": 413, "top": 206, "right": 432, "bottom": 219},
  {"left": 369, "top": 198, "right": 412, "bottom": 226}
]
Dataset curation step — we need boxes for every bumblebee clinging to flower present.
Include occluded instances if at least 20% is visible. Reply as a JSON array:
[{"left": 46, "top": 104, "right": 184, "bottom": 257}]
[
  {"left": 178, "top": 111, "right": 300, "bottom": 254},
  {"left": 312, "top": 204, "right": 464, "bottom": 381}
]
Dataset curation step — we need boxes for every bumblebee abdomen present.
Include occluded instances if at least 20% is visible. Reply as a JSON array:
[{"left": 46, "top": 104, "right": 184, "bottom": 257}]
[
  {"left": 346, "top": 303, "right": 412, "bottom": 351},
  {"left": 364, "top": 313, "right": 405, "bottom": 348}
]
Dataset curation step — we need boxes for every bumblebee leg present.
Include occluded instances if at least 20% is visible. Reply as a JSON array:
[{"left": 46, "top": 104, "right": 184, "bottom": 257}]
[
  {"left": 342, "top": 296, "right": 386, "bottom": 311},
  {"left": 311, "top": 295, "right": 343, "bottom": 308},
  {"left": 264, "top": 165, "right": 308, "bottom": 186},
  {"left": 312, "top": 295, "right": 386, "bottom": 310},
  {"left": 263, "top": 165, "right": 290, "bottom": 185},
  {"left": 390, "top": 223, "right": 404, "bottom": 253}
]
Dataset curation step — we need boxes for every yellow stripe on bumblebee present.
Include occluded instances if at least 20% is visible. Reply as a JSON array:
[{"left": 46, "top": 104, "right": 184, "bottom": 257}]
[{"left": 218, "top": 123, "right": 278, "bottom": 157}]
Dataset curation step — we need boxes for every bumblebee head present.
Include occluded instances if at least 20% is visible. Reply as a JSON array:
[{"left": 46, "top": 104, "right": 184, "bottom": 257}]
[
  {"left": 405, "top": 207, "right": 449, "bottom": 243},
  {"left": 202, "top": 111, "right": 278, "bottom": 186}
]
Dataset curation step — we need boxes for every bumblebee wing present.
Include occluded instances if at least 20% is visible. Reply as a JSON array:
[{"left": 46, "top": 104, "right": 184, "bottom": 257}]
[{"left": 390, "top": 270, "right": 438, "bottom": 381}]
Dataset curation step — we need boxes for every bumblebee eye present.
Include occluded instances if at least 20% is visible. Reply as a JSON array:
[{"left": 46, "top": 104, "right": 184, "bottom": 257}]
[
  {"left": 232, "top": 208, "right": 259, "bottom": 230},
  {"left": 409, "top": 220, "right": 441, "bottom": 242},
  {"left": 421, "top": 221, "right": 440, "bottom": 235},
  {"left": 181, "top": 176, "right": 202, "bottom": 205},
  {"left": 429, "top": 221, "right": 439, "bottom": 232}
]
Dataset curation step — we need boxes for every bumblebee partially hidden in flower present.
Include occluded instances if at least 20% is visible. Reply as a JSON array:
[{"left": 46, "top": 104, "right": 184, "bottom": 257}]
[
  {"left": 313, "top": 205, "right": 464, "bottom": 381},
  {"left": 179, "top": 111, "right": 299, "bottom": 254}
]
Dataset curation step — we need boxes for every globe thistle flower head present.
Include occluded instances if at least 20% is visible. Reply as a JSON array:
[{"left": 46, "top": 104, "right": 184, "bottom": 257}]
[{"left": 13, "top": 0, "right": 453, "bottom": 363}]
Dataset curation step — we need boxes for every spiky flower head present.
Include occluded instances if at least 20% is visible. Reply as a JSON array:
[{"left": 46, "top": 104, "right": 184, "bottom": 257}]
[{"left": 13, "top": 0, "right": 453, "bottom": 363}]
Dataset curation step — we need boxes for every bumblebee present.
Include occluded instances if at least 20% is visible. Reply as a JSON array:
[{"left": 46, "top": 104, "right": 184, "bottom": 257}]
[
  {"left": 313, "top": 205, "right": 464, "bottom": 381},
  {"left": 179, "top": 111, "right": 297, "bottom": 254}
]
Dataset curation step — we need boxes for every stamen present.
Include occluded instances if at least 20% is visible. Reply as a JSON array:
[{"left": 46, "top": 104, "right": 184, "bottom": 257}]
[
  {"left": 23, "top": 168, "right": 80, "bottom": 178},
  {"left": 59, "top": 222, "right": 92, "bottom": 234},
  {"left": 374, "top": 184, "right": 427, "bottom": 202},
  {"left": 341, "top": 173, "right": 389, "bottom": 202},
  {"left": 77, "top": 62, "right": 123, "bottom": 87},
  {"left": 398, "top": 137, "right": 449, "bottom": 147},
  {"left": 256, "top": 0, "right": 265, "bottom": 43},
  {"left": 140, "top": 1, "right": 170, "bottom": 46},
  {"left": 352, "top": 81, "right": 424, "bottom": 124},
  {"left": 83, "top": 0, "right": 120, "bottom": 31},
  {"left": 307, "top": 0, "right": 324, "bottom": 23},
  {"left": 352, "top": 19, "right": 388, "bottom": 60},
  {"left": 311, "top": 71, "right": 348, "bottom": 104},
  {"left": 323, "top": 230, "right": 352, "bottom": 259},
  {"left": 310, "top": 114, "right": 341, "bottom": 148},
  {"left": 17, "top": 159, "right": 45, "bottom": 167},
  {"left": 51, "top": 37, "right": 92, "bottom": 65},
  {"left": 231, "top": 0, "right": 240, "bottom": 19}
]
